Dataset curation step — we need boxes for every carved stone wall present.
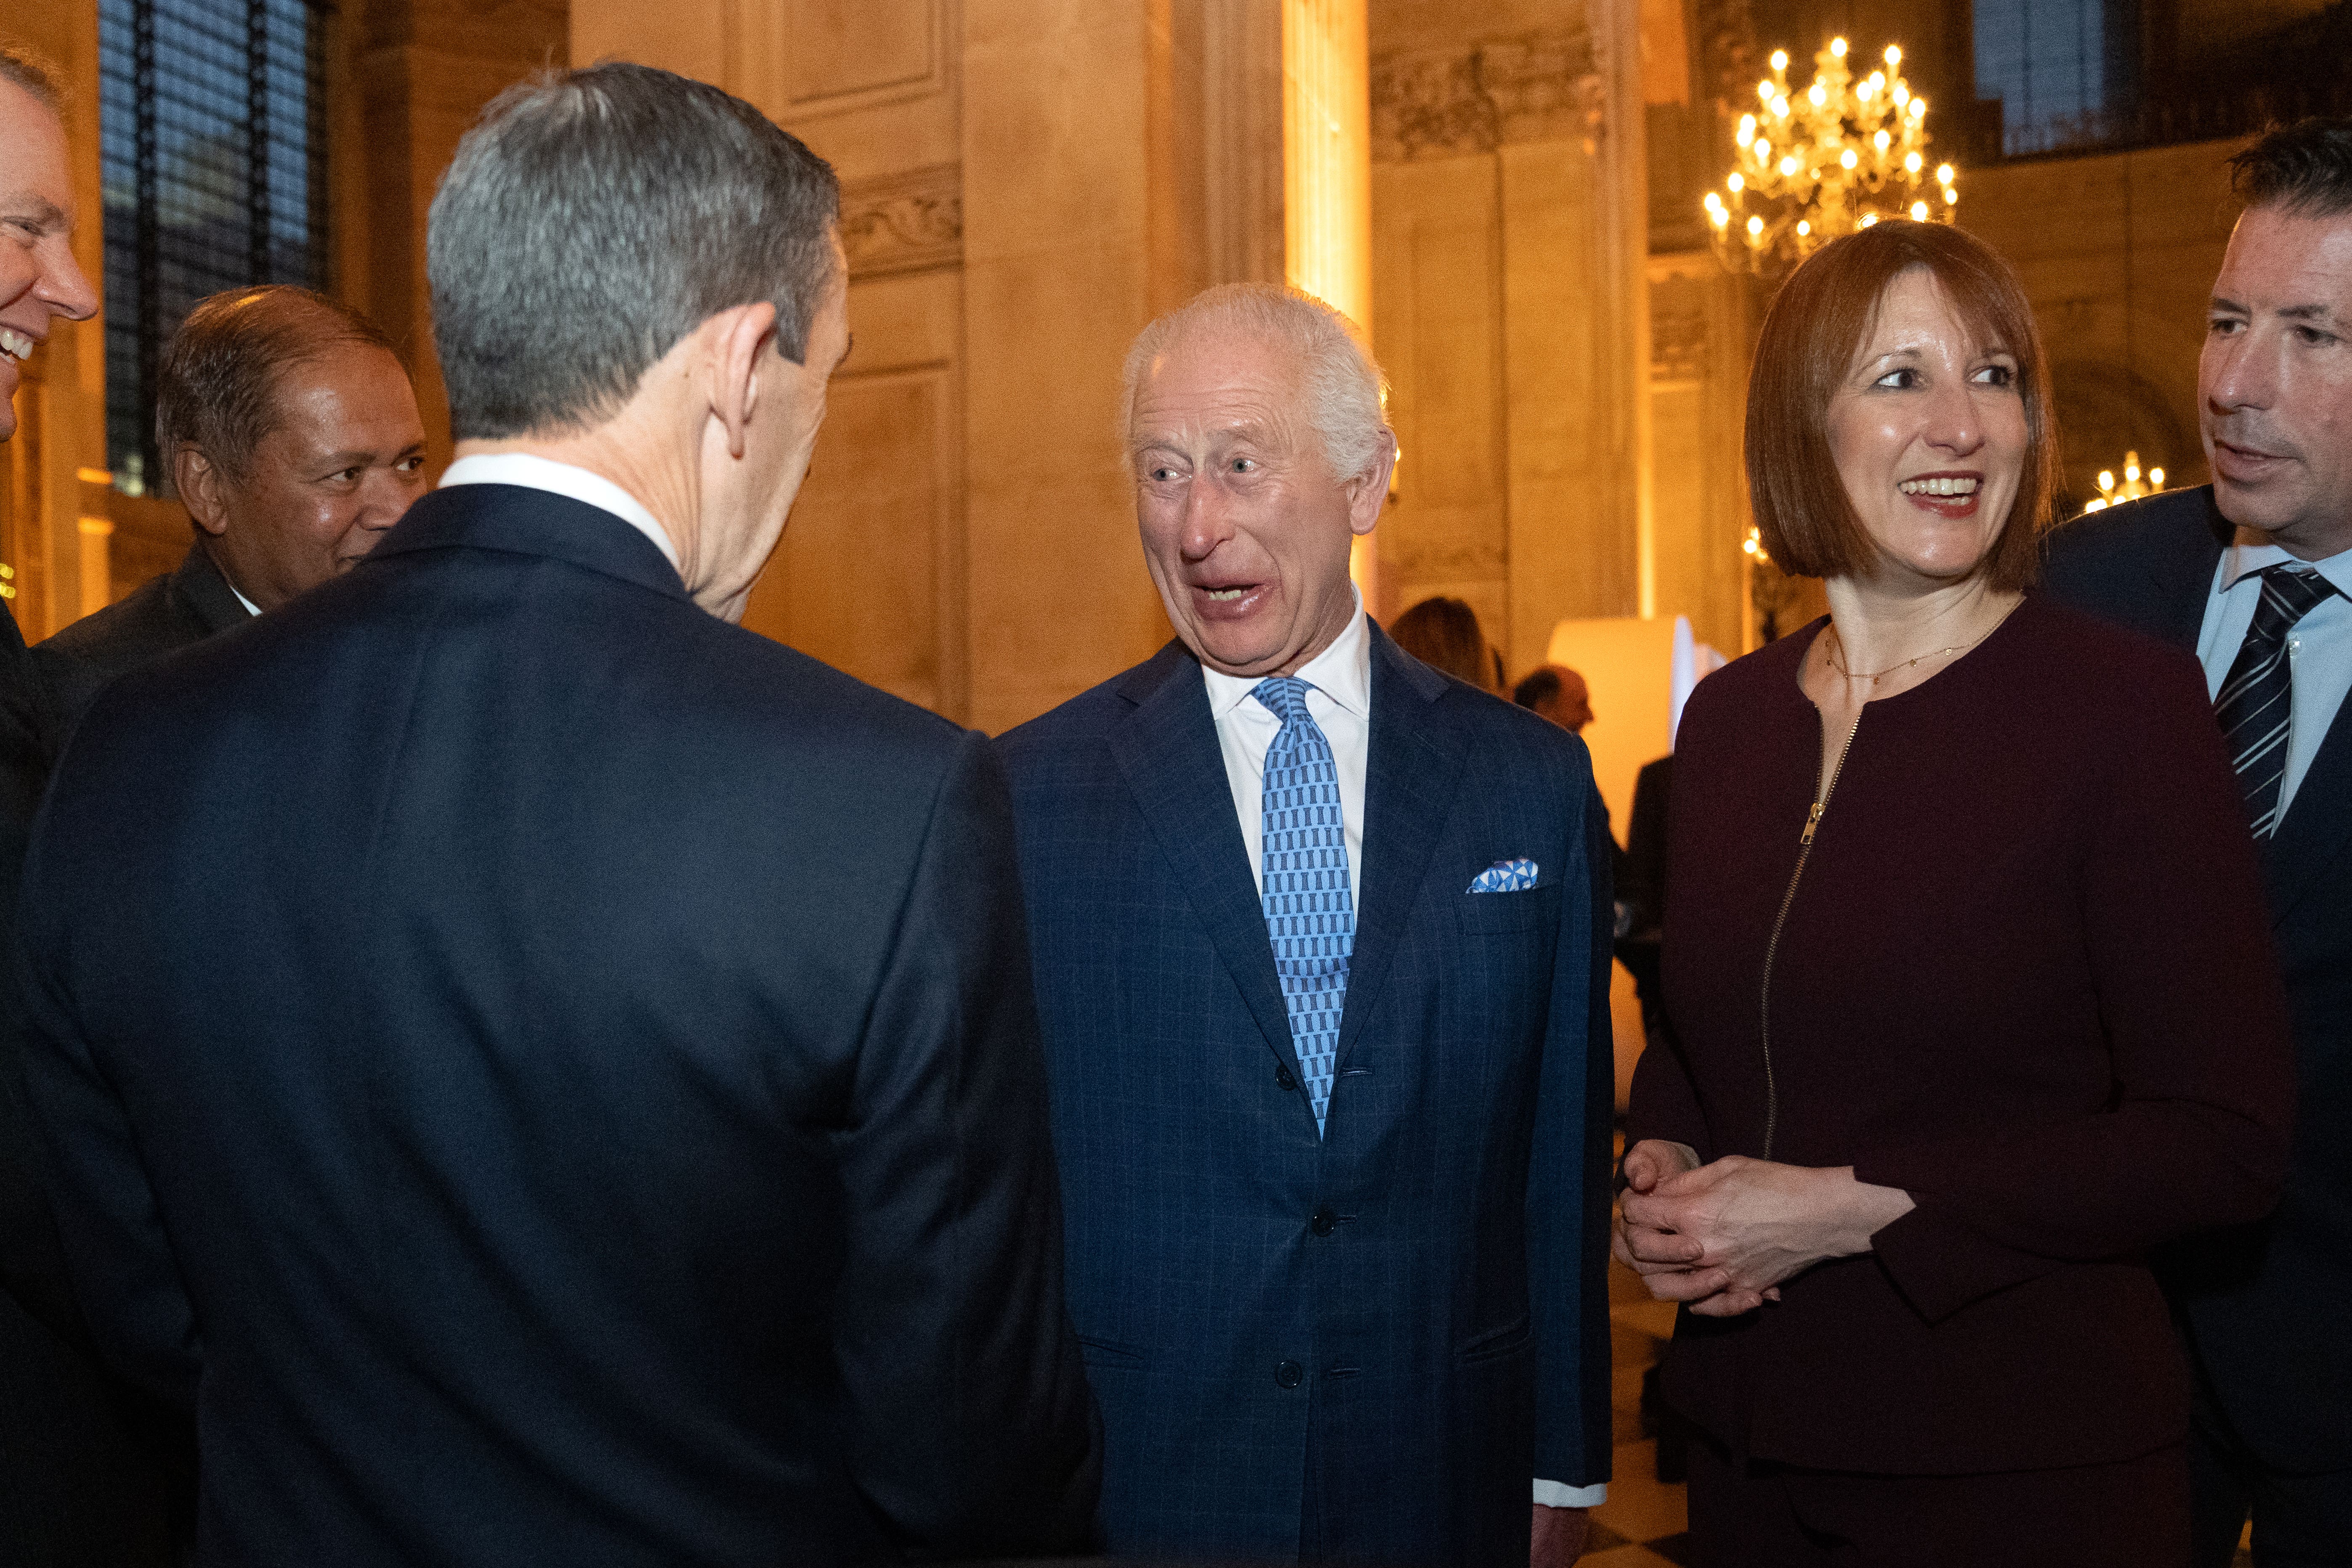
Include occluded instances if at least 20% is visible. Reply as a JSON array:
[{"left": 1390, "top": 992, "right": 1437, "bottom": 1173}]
[
  {"left": 840, "top": 163, "right": 964, "bottom": 279},
  {"left": 1369, "top": 0, "right": 1651, "bottom": 680},
  {"left": 1370, "top": 29, "right": 1603, "bottom": 161}
]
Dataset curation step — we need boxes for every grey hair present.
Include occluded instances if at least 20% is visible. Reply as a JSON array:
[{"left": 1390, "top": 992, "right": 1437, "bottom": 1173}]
[
  {"left": 0, "top": 42, "right": 61, "bottom": 110},
  {"left": 1122, "top": 283, "right": 1391, "bottom": 482},
  {"left": 428, "top": 61, "right": 840, "bottom": 441}
]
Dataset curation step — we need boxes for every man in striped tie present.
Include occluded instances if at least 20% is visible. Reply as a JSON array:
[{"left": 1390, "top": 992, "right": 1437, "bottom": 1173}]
[
  {"left": 2044, "top": 117, "right": 2352, "bottom": 1568},
  {"left": 998, "top": 284, "right": 1616, "bottom": 1565}
]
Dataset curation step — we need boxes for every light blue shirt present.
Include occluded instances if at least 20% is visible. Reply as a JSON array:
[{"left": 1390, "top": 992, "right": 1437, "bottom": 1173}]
[{"left": 2195, "top": 534, "right": 2352, "bottom": 820}]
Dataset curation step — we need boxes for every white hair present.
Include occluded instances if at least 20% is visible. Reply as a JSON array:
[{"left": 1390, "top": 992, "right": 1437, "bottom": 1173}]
[{"left": 1121, "top": 283, "right": 1392, "bottom": 482}]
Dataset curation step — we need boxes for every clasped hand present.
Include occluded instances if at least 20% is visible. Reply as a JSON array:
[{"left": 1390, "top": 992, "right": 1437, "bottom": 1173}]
[{"left": 1611, "top": 1141, "right": 1915, "bottom": 1317}]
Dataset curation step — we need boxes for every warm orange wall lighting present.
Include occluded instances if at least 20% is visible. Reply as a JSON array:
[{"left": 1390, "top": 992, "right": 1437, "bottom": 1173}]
[{"left": 1281, "top": 0, "right": 1378, "bottom": 609}]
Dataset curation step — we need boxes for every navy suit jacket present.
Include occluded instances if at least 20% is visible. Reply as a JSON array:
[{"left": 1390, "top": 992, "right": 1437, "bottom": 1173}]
[
  {"left": 17, "top": 484, "right": 1100, "bottom": 1565},
  {"left": 2045, "top": 485, "right": 2352, "bottom": 1472},
  {"left": 997, "top": 625, "right": 1615, "bottom": 1565}
]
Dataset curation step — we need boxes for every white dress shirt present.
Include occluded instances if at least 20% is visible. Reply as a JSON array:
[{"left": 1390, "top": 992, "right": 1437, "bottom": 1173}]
[
  {"left": 1198, "top": 590, "right": 1606, "bottom": 1512},
  {"left": 1201, "top": 589, "right": 1371, "bottom": 912},
  {"left": 438, "top": 452, "right": 682, "bottom": 572},
  {"left": 2195, "top": 534, "right": 2352, "bottom": 820}
]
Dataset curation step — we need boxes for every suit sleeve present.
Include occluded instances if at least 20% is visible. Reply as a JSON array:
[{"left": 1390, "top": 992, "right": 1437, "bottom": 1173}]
[
  {"left": 828, "top": 728, "right": 1103, "bottom": 1555},
  {"left": 1855, "top": 661, "right": 2296, "bottom": 1323},
  {"left": 1623, "top": 752, "right": 1710, "bottom": 1160},
  {"left": 14, "top": 781, "right": 203, "bottom": 1410},
  {"left": 1527, "top": 760, "right": 1616, "bottom": 1490}
]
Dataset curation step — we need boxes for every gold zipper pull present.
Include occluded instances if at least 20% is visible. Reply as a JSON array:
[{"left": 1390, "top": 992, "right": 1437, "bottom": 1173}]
[{"left": 1800, "top": 801, "right": 1825, "bottom": 846}]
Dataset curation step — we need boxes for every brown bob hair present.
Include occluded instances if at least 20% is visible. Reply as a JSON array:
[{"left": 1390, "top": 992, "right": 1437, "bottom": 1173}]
[
  {"left": 1744, "top": 220, "right": 2054, "bottom": 592},
  {"left": 1389, "top": 596, "right": 1498, "bottom": 691}
]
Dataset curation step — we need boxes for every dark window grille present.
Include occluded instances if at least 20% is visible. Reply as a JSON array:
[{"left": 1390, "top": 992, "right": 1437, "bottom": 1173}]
[{"left": 100, "top": 0, "right": 329, "bottom": 497}]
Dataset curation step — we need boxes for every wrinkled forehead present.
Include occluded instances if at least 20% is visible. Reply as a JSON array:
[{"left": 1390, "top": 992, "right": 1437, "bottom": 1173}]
[{"left": 1129, "top": 327, "right": 1308, "bottom": 442}]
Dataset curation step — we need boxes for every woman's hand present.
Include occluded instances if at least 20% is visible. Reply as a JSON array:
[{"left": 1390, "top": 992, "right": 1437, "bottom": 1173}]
[
  {"left": 1619, "top": 1157, "right": 1915, "bottom": 1315},
  {"left": 1611, "top": 1140, "right": 1769, "bottom": 1315}
]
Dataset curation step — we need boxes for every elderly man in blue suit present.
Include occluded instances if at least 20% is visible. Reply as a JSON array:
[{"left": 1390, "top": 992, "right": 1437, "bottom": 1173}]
[{"left": 998, "top": 283, "right": 1616, "bottom": 1565}]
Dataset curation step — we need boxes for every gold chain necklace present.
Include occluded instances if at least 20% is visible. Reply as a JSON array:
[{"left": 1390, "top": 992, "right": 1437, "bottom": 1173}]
[{"left": 1826, "top": 596, "right": 2023, "bottom": 685}]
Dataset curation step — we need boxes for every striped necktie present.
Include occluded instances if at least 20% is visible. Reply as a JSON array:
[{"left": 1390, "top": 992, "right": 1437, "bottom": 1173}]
[
  {"left": 1254, "top": 676, "right": 1352, "bottom": 1135},
  {"left": 2216, "top": 564, "right": 2340, "bottom": 839}
]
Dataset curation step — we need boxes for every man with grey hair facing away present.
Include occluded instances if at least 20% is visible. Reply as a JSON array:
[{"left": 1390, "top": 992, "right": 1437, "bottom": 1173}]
[
  {"left": 16, "top": 61, "right": 1098, "bottom": 1567},
  {"left": 997, "top": 284, "right": 1616, "bottom": 1565}
]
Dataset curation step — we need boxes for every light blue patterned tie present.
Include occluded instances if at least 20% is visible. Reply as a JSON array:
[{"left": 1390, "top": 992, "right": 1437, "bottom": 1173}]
[{"left": 1254, "top": 676, "right": 1353, "bottom": 1135}]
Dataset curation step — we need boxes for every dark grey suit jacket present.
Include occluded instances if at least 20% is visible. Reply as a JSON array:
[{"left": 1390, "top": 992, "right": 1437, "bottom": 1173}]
[
  {"left": 2044, "top": 485, "right": 2352, "bottom": 1474},
  {"left": 32, "top": 537, "right": 251, "bottom": 756},
  {"left": 1, "top": 587, "right": 183, "bottom": 1564}
]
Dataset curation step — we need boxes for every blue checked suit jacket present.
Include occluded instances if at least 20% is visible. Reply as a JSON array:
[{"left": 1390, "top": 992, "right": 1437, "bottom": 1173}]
[{"left": 997, "top": 623, "right": 1616, "bottom": 1565}]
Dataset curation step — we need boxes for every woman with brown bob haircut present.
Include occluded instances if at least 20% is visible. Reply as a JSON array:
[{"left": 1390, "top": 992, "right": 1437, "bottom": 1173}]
[{"left": 1613, "top": 219, "right": 2296, "bottom": 1565}]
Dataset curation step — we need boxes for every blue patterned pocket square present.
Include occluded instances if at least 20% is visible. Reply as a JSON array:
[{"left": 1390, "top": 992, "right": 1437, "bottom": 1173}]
[{"left": 1467, "top": 858, "right": 1539, "bottom": 893}]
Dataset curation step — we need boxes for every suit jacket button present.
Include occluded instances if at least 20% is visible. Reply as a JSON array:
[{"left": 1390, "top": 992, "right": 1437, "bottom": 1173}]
[
  {"left": 1310, "top": 1207, "right": 1336, "bottom": 1237},
  {"left": 1276, "top": 1360, "right": 1304, "bottom": 1389},
  {"left": 1275, "top": 1066, "right": 1298, "bottom": 1091}
]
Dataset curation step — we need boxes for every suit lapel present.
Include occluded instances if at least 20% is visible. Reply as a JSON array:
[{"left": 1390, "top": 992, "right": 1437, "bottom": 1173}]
[
  {"left": 2144, "top": 492, "right": 2230, "bottom": 652},
  {"left": 178, "top": 542, "right": 255, "bottom": 635},
  {"left": 1107, "top": 643, "right": 1307, "bottom": 1082},
  {"left": 2263, "top": 696, "right": 2352, "bottom": 922},
  {"left": 1334, "top": 626, "right": 1464, "bottom": 1068}
]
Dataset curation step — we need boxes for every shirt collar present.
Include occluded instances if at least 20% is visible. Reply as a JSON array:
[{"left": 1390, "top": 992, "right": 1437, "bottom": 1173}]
[
  {"left": 2219, "top": 530, "right": 2352, "bottom": 599},
  {"left": 439, "top": 452, "right": 683, "bottom": 571},
  {"left": 1200, "top": 585, "right": 1371, "bottom": 721}
]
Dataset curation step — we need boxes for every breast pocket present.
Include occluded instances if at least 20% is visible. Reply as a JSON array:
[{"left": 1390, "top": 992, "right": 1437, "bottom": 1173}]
[{"left": 1454, "top": 880, "right": 1563, "bottom": 936}]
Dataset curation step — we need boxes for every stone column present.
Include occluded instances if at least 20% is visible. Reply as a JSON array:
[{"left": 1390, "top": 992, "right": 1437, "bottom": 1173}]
[
  {"left": 1369, "top": 0, "right": 1653, "bottom": 678},
  {"left": 338, "top": 0, "right": 569, "bottom": 482}
]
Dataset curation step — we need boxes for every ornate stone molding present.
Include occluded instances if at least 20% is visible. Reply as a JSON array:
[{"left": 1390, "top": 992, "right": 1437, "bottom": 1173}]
[
  {"left": 1371, "top": 30, "right": 1604, "bottom": 163},
  {"left": 840, "top": 163, "right": 962, "bottom": 280},
  {"left": 1650, "top": 305, "right": 1710, "bottom": 383},
  {"left": 1692, "top": 0, "right": 1760, "bottom": 112}
]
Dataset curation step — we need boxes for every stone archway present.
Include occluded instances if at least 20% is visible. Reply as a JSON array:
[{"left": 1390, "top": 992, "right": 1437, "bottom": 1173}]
[{"left": 2048, "top": 357, "right": 2193, "bottom": 518}]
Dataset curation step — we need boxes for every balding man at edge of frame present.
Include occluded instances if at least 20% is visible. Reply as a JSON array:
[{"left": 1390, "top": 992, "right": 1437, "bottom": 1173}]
[
  {"left": 15, "top": 61, "right": 1098, "bottom": 1566},
  {"left": 997, "top": 284, "right": 1615, "bottom": 1566}
]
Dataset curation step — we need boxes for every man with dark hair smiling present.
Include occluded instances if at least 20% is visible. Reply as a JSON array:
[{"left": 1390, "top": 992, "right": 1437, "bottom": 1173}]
[
  {"left": 34, "top": 285, "right": 426, "bottom": 744},
  {"left": 2046, "top": 116, "right": 2352, "bottom": 1567}
]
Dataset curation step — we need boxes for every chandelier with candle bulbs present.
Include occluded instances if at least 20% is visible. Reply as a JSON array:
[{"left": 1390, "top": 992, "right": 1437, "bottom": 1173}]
[
  {"left": 2081, "top": 452, "right": 2165, "bottom": 513},
  {"left": 1704, "top": 37, "right": 1958, "bottom": 274}
]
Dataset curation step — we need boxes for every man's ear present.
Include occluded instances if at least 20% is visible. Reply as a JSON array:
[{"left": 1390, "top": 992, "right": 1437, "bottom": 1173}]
[
  {"left": 710, "top": 301, "right": 780, "bottom": 462},
  {"left": 1345, "top": 428, "right": 1399, "bottom": 537},
  {"left": 175, "top": 446, "right": 231, "bottom": 537}
]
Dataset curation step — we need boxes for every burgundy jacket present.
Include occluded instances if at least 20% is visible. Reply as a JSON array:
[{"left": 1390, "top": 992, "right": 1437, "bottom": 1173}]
[{"left": 1629, "top": 594, "right": 2294, "bottom": 1475}]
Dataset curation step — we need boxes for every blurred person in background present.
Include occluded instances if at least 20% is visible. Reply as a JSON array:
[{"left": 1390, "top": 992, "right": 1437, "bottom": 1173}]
[
  {"left": 1512, "top": 664, "right": 1595, "bottom": 734},
  {"left": 1390, "top": 593, "right": 1502, "bottom": 692},
  {"left": 1616, "top": 219, "right": 2294, "bottom": 1567}
]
